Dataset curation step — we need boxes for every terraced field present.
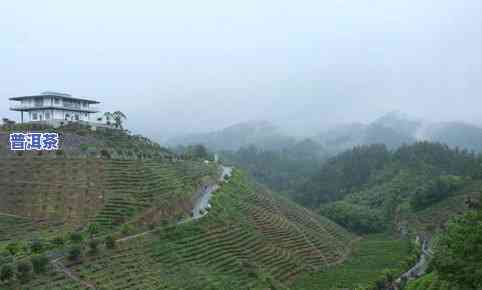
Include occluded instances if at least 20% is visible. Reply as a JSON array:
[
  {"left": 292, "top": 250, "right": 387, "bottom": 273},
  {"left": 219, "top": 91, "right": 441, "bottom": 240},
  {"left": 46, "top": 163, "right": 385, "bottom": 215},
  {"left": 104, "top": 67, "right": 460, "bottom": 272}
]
[
  {"left": 0, "top": 214, "right": 66, "bottom": 246},
  {"left": 0, "top": 157, "right": 218, "bottom": 241},
  {"left": 19, "top": 270, "right": 86, "bottom": 290},
  {"left": 59, "top": 170, "right": 357, "bottom": 289}
]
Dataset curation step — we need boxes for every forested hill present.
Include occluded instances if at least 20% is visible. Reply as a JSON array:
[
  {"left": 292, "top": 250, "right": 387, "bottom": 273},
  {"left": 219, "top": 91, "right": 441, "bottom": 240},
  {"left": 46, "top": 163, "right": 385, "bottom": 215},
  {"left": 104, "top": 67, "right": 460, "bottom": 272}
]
[
  {"left": 167, "top": 120, "right": 297, "bottom": 151},
  {"left": 220, "top": 138, "right": 326, "bottom": 195},
  {"left": 316, "top": 112, "right": 482, "bottom": 154},
  {"left": 294, "top": 142, "right": 482, "bottom": 234}
]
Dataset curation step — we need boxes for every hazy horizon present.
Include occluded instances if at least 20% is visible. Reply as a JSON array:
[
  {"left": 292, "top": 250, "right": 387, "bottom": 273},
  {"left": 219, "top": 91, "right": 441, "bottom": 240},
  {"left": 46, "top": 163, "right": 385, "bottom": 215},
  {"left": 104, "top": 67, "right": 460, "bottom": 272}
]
[{"left": 2, "top": 1, "right": 482, "bottom": 141}]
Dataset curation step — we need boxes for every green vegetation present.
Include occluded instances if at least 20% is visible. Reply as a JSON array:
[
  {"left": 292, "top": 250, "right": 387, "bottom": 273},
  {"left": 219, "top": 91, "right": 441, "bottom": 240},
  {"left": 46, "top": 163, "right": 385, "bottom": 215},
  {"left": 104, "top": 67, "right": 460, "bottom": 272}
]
[
  {"left": 410, "top": 175, "right": 466, "bottom": 211},
  {"left": 31, "top": 255, "right": 49, "bottom": 274},
  {"left": 291, "top": 234, "right": 410, "bottom": 290},
  {"left": 292, "top": 142, "right": 481, "bottom": 234},
  {"left": 50, "top": 171, "right": 355, "bottom": 289},
  {"left": 296, "top": 144, "right": 390, "bottom": 206},
  {"left": 431, "top": 199, "right": 482, "bottom": 289},
  {"left": 320, "top": 201, "right": 384, "bottom": 234},
  {"left": 1, "top": 120, "right": 480, "bottom": 289},
  {"left": 405, "top": 272, "right": 460, "bottom": 290},
  {"left": 220, "top": 139, "right": 325, "bottom": 196}
]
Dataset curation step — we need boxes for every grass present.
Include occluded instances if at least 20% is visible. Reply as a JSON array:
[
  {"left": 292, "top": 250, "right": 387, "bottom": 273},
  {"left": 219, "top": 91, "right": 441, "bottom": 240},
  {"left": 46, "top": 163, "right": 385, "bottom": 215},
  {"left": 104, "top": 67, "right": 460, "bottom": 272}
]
[{"left": 291, "top": 234, "right": 410, "bottom": 290}]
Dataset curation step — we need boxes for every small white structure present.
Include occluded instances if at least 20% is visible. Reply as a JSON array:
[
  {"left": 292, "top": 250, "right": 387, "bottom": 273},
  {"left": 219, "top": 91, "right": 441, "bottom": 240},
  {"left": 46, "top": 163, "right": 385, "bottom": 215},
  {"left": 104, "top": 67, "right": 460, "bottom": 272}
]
[{"left": 9, "top": 91, "right": 100, "bottom": 126}]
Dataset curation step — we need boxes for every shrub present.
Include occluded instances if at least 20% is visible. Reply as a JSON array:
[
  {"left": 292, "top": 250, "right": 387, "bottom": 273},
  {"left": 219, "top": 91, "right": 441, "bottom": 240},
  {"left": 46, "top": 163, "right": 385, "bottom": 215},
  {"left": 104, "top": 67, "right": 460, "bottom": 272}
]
[
  {"left": 68, "top": 246, "right": 82, "bottom": 261},
  {"left": 105, "top": 235, "right": 116, "bottom": 249},
  {"left": 121, "top": 224, "right": 133, "bottom": 236},
  {"left": 30, "top": 239, "right": 44, "bottom": 254},
  {"left": 70, "top": 232, "right": 83, "bottom": 244},
  {"left": 5, "top": 242, "right": 21, "bottom": 256},
  {"left": 0, "top": 251, "right": 13, "bottom": 266},
  {"left": 31, "top": 255, "right": 49, "bottom": 274},
  {"left": 0, "top": 264, "right": 14, "bottom": 282},
  {"left": 87, "top": 223, "right": 99, "bottom": 237},
  {"left": 88, "top": 239, "right": 100, "bottom": 255},
  {"left": 100, "top": 149, "right": 111, "bottom": 159},
  {"left": 16, "top": 261, "right": 33, "bottom": 283}
]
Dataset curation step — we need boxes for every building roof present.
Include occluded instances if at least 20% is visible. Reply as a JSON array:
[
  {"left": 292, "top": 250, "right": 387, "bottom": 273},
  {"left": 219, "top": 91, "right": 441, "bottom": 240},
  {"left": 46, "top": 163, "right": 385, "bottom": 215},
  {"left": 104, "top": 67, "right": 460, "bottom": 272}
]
[
  {"left": 10, "top": 106, "right": 99, "bottom": 113},
  {"left": 9, "top": 91, "right": 100, "bottom": 104}
]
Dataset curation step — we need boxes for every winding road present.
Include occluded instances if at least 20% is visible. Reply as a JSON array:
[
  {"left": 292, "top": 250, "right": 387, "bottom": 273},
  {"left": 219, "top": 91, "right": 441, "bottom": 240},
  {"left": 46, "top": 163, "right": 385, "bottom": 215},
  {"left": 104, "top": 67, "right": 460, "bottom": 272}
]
[
  {"left": 396, "top": 237, "right": 432, "bottom": 286},
  {"left": 191, "top": 166, "right": 232, "bottom": 220}
]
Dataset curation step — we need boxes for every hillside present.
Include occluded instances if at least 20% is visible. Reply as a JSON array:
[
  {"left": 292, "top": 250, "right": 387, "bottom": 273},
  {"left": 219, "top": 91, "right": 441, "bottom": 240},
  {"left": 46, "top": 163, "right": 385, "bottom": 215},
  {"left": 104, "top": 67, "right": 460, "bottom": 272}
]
[
  {"left": 0, "top": 125, "right": 360, "bottom": 290},
  {"left": 0, "top": 122, "right": 171, "bottom": 159},
  {"left": 423, "top": 121, "right": 482, "bottom": 152},
  {"left": 296, "top": 142, "right": 481, "bottom": 235},
  {"left": 0, "top": 158, "right": 217, "bottom": 231},
  {"left": 316, "top": 112, "right": 418, "bottom": 153},
  {"left": 0, "top": 168, "right": 358, "bottom": 290},
  {"left": 316, "top": 112, "right": 482, "bottom": 154},
  {"left": 19, "top": 171, "right": 356, "bottom": 290},
  {"left": 219, "top": 138, "right": 326, "bottom": 196},
  {"left": 167, "top": 120, "right": 297, "bottom": 151}
]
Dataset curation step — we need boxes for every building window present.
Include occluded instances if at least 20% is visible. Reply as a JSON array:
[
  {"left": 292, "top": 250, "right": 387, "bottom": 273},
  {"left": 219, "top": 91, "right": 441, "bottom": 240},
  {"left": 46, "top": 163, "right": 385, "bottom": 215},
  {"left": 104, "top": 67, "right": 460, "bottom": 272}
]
[
  {"left": 34, "top": 99, "right": 43, "bottom": 107},
  {"left": 54, "top": 98, "right": 60, "bottom": 104},
  {"left": 75, "top": 114, "right": 80, "bottom": 121},
  {"left": 45, "top": 112, "right": 51, "bottom": 119},
  {"left": 32, "top": 112, "right": 38, "bottom": 120}
]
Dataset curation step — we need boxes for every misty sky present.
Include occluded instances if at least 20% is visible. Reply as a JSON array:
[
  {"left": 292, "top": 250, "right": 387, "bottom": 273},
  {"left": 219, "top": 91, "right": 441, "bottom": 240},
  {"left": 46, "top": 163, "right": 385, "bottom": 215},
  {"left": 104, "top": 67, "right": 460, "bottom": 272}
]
[{"left": 1, "top": 0, "right": 481, "bottom": 140}]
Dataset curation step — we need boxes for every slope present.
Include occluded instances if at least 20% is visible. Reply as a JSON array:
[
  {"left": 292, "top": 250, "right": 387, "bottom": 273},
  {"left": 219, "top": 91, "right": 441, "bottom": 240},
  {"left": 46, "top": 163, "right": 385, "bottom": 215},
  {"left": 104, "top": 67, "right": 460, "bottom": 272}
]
[{"left": 49, "top": 170, "right": 356, "bottom": 290}]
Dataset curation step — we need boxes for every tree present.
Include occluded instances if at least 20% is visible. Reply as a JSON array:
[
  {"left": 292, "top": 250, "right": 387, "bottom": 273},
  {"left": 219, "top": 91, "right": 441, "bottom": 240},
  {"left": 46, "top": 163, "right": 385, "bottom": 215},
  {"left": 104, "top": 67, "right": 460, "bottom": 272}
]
[
  {"left": 112, "top": 111, "right": 127, "bottom": 129},
  {"left": 30, "top": 239, "right": 44, "bottom": 254},
  {"left": 121, "top": 223, "right": 133, "bottom": 235},
  {"left": 68, "top": 246, "right": 82, "bottom": 261},
  {"left": 432, "top": 197, "right": 482, "bottom": 289},
  {"left": 0, "top": 264, "right": 14, "bottom": 282},
  {"left": 70, "top": 232, "right": 83, "bottom": 244},
  {"left": 5, "top": 242, "right": 21, "bottom": 256},
  {"left": 105, "top": 235, "right": 116, "bottom": 249},
  {"left": 1, "top": 118, "right": 15, "bottom": 129},
  {"left": 16, "top": 261, "right": 33, "bottom": 283},
  {"left": 0, "top": 251, "right": 13, "bottom": 266},
  {"left": 88, "top": 239, "right": 100, "bottom": 255},
  {"left": 87, "top": 223, "right": 99, "bottom": 237},
  {"left": 31, "top": 255, "right": 49, "bottom": 274},
  {"left": 191, "top": 144, "right": 209, "bottom": 160}
]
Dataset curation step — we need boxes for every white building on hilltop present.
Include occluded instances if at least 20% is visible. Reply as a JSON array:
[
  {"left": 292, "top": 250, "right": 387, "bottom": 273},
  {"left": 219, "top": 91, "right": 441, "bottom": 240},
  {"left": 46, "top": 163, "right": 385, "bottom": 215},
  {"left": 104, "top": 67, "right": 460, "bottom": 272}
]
[{"left": 9, "top": 91, "right": 102, "bottom": 126}]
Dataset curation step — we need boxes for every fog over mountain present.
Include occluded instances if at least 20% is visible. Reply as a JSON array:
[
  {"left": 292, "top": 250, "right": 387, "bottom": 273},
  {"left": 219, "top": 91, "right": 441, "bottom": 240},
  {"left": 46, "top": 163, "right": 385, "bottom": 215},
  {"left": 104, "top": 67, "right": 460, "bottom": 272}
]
[
  {"left": 169, "top": 111, "right": 482, "bottom": 153},
  {"left": 1, "top": 1, "right": 482, "bottom": 141}
]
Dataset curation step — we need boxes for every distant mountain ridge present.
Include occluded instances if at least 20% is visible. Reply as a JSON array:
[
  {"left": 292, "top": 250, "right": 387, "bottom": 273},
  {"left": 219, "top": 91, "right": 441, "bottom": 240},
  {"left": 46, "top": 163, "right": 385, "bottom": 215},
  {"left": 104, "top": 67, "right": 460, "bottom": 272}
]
[
  {"left": 317, "top": 111, "right": 482, "bottom": 153},
  {"left": 168, "top": 112, "right": 482, "bottom": 154},
  {"left": 167, "top": 120, "right": 297, "bottom": 151}
]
